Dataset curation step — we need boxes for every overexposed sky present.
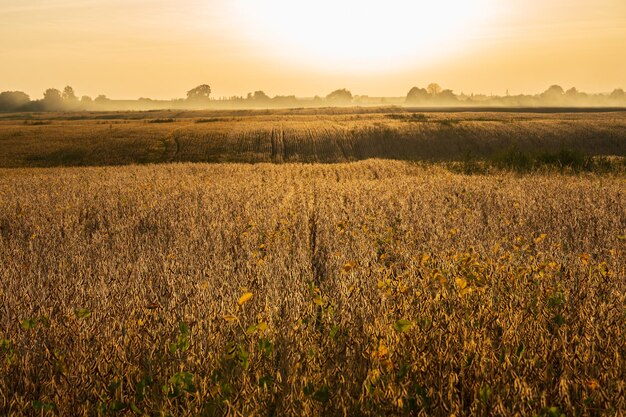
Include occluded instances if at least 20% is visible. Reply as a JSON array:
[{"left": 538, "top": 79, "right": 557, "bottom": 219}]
[{"left": 1, "top": 0, "right": 625, "bottom": 99}]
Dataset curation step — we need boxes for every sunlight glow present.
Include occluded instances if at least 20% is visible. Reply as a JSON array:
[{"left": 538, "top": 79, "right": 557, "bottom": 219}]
[{"left": 231, "top": 0, "right": 501, "bottom": 71}]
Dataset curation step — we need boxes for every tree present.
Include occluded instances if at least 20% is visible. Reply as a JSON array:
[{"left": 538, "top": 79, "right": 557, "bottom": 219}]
[
  {"left": 63, "top": 86, "right": 77, "bottom": 101},
  {"left": 42, "top": 88, "right": 64, "bottom": 110},
  {"left": 437, "top": 89, "right": 458, "bottom": 104},
  {"left": 565, "top": 87, "right": 587, "bottom": 102},
  {"left": 326, "top": 89, "right": 353, "bottom": 104},
  {"left": 0, "top": 91, "right": 30, "bottom": 111},
  {"left": 541, "top": 85, "right": 565, "bottom": 103},
  {"left": 61, "top": 86, "right": 79, "bottom": 110},
  {"left": 186, "top": 84, "right": 211, "bottom": 100},
  {"left": 427, "top": 83, "right": 442, "bottom": 96},
  {"left": 610, "top": 88, "right": 625, "bottom": 100},
  {"left": 94, "top": 95, "right": 111, "bottom": 108},
  {"left": 44, "top": 88, "right": 62, "bottom": 101},
  {"left": 272, "top": 95, "right": 298, "bottom": 107},
  {"left": 248, "top": 91, "right": 270, "bottom": 102},
  {"left": 405, "top": 87, "right": 429, "bottom": 104}
]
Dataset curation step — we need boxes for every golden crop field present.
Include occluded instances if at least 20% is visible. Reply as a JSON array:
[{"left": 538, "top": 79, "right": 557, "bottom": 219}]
[
  {"left": 0, "top": 111, "right": 625, "bottom": 416},
  {"left": 1, "top": 110, "right": 625, "bottom": 168}
]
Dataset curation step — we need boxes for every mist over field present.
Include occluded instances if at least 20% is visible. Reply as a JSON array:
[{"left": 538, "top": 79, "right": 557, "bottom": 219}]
[{"left": 1, "top": 84, "right": 626, "bottom": 112}]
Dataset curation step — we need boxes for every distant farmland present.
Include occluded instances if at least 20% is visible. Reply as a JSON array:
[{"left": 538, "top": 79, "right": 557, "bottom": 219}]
[{"left": 0, "top": 109, "right": 624, "bottom": 168}]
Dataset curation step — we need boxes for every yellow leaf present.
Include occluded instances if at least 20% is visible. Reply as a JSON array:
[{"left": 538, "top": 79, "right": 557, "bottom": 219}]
[
  {"left": 579, "top": 253, "right": 590, "bottom": 265},
  {"left": 223, "top": 314, "right": 237, "bottom": 322},
  {"left": 257, "top": 321, "right": 268, "bottom": 332},
  {"left": 434, "top": 271, "right": 446, "bottom": 285},
  {"left": 238, "top": 292, "right": 253, "bottom": 305},
  {"left": 461, "top": 287, "right": 473, "bottom": 296},
  {"left": 343, "top": 261, "right": 356, "bottom": 272},
  {"left": 372, "top": 342, "right": 388, "bottom": 359},
  {"left": 455, "top": 277, "right": 468, "bottom": 290}
]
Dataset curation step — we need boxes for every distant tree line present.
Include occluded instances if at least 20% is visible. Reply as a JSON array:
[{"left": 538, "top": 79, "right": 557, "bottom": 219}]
[
  {"left": 405, "top": 83, "right": 626, "bottom": 107},
  {"left": 0, "top": 86, "right": 114, "bottom": 112},
  {"left": 1, "top": 83, "right": 625, "bottom": 112}
]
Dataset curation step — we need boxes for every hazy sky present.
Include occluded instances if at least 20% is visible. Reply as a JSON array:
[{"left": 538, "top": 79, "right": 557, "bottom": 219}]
[{"left": 1, "top": 0, "right": 625, "bottom": 99}]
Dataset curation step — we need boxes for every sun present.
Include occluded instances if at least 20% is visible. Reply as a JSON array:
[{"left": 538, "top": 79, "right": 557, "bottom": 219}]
[{"left": 230, "top": 0, "right": 500, "bottom": 72}]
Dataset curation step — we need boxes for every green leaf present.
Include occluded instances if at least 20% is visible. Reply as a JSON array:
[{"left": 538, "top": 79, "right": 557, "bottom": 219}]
[
  {"left": 224, "top": 342, "right": 237, "bottom": 360},
  {"left": 394, "top": 319, "right": 413, "bottom": 333},
  {"left": 479, "top": 384, "right": 492, "bottom": 403},
  {"left": 108, "top": 400, "right": 127, "bottom": 412},
  {"left": 414, "top": 385, "right": 431, "bottom": 408},
  {"left": 107, "top": 380, "right": 120, "bottom": 396},
  {"left": 312, "top": 386, "right": 330, "bottom": 403},
  {"left": 259, "top": 374, "right": 274, "bottom": 389},
  {"left": 396, "top": 363, "right": 410, "bottom": 380},
  {"left": 259, "top": 339, "right": 273, "bottom": 357},
  {"left": 210, "top": 370, "right": 223, "bottom": 383},
  {"left": 20, "top": 319, "right": 37, "bottom": 331},
  {"left": 32, "top": 401, "right": 56, "bottom": 411},
  {"left": 329, "top": 324, "right": 340, "bottom": 339},
  {"left": 303, "top": 383, "right": 315, "bottom": 396},
  {"left": 237, "top": 346, "right": 250, "bottom": 370},
  {"left": 169, "top": 371, "right": 196, "bottom": 396},
  {"left": 176, "top": 334, "right": 189, "bottom": 352},
  {"left": 547, "top": 406, "right": 564, "bottom": 417},
  {"left": 39, "top": 315, "right": 51, "bottom": 328},
  {"left": 548, "top": 292, "right": 565, "bottom": 308},
  {"left": 418, "top": 317, "right": 432, "bottom": 330},
  {"left": 170, "top": 322, "right": 190, "bottom": 353},
  {"left": 75, "top": 308, "right": 91, "bottom": 319},
  {"left": 135, "top": 375, "right": 152, "bottom": 403},
  {"left": 554, "top": 314, "right": 566, "bottom": 326},
  {"left": 220, "top": 382, "right": 233, "bottom": 397}
]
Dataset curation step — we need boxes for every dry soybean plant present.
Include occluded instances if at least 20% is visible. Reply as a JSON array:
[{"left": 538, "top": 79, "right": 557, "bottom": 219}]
[{"left": 0, "top": 160, "right": 624, "bottom": 415}]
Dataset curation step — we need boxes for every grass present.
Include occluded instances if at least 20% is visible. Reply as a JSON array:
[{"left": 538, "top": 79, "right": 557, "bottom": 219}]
[
  {"left": 449, "top": 148, "right": 626, "bottom": 175},
  {"left": 147, "top": 118, "right": 177, "bottom": 124},
  {"left": 0, "top": 161, "right": 624, "bottom": 415}
]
